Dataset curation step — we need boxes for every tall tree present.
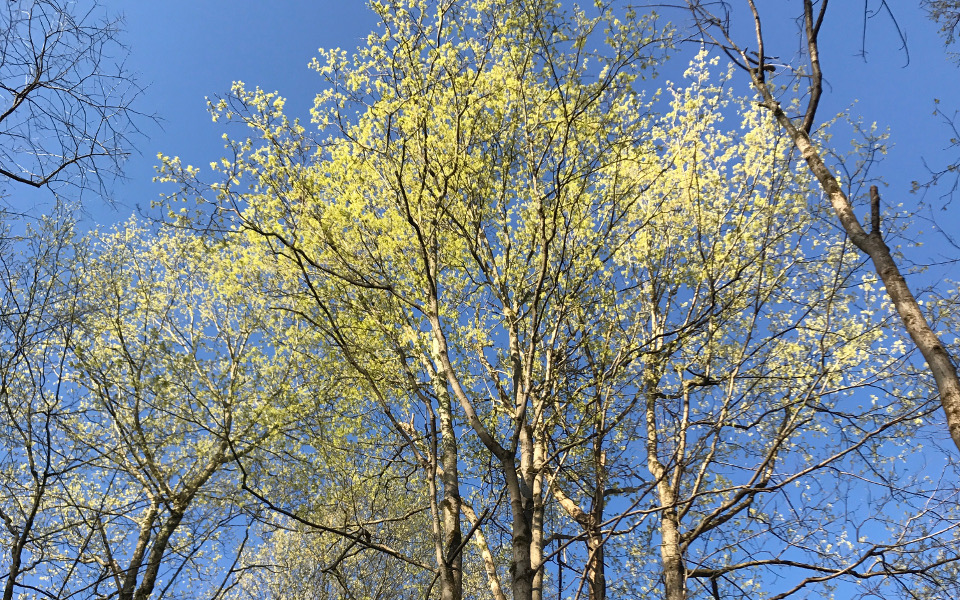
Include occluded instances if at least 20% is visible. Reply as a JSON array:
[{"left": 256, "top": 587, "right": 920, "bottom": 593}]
[
  {"left": 0, "top": 209, "right": 96, "bottom": 600},
  {"left": 156, "top": 3, "right": 960, "bottom": 600},
  {"left": 0, "top": 2, "right": 142, "bottom": 596},
  {"left": 683, "top": 0, "right": 960, "bottom": 453},
  {"left": 160, "top": 2, "right": 671, "bottom": 598},
  {"left": 66, "top": 222, "right": 314, "bottom": 600}
]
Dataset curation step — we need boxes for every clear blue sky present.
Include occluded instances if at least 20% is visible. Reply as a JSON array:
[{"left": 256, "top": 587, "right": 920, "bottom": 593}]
[
  {"left": 95, "top": 0, "right": 960, "bottom": 250},
  {"left": 97, "top": 1, "right": 377, "bottom": 219}
]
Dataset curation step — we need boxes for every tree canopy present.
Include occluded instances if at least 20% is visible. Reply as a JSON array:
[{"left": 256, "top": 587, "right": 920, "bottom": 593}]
[{"left": 3, "top": 1, "right": 960, "bottom": 599}]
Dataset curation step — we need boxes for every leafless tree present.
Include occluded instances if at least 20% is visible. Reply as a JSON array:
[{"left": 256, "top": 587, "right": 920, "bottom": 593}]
[{"left": 0, "top": 0, "right": 142, "bottom": 201}]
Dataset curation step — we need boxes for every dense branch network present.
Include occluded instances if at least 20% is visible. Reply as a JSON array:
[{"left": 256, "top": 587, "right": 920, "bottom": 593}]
[{"left": 0, "top": 0, "right": 143, "bottom": 200}]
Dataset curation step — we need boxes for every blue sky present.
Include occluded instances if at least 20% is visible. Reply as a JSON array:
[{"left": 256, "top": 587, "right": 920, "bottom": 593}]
[
  {"left": 89, "top": 0, "right": 960, "bottom": 249},
  {"left": 95, "top": 1, "right": 377, "bottom": 218}
]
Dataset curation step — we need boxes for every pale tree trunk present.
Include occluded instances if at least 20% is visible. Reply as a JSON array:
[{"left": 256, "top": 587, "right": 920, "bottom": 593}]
[
  {"left": 545, "top": 390, "right": 619, "bottom": 600},
  {"left": 111, "top": 498, "right": 185, "bottom": 600},
  {"left": 508, "top": 424, "right": 538, "bottom": 600},
  {"left": 658, "top": 500, "right": 686, "bottom": 600},
  {"left": 434, "top": 366, "right": 463, "bottom": 600},
  {"left": 648, "top": 446, "right": 686, "bottom": 600},
  {"left": 702, "top": 0, "right": 960, "bottom": 453},
  {"left": 531, "top": 433, "right": 547, "bottom": 600},
  {"left": 643, "top": 360, "right": 686, "bottom": 600},
  {"left": 462, "top": 503, "right": 508, "bottom": 600},
  {"left": 767, "top": 104, "right": 960, "bottom": 451},
  {"left": 2, "top": 482, "right": 45, "bottom": 600},
  {"left": 423, "top": 284, "right": 464, "bottom": 600},
  {"left": 112, "top": 439, "right": 228, "bottom": 600},
  {"left": 430, "top": 318, "right": 537, "bottom": 600},
  {"left": 502, "top": 456, "right": 535, "bottom": 600},
  {"left": 549, "top": 482, "right": 608, "bottom": 600}
]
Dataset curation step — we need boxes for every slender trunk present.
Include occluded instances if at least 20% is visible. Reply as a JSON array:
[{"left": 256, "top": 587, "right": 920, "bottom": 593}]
[
  {"left": 643, "top": 359, "right": 685, "bottom": 600},
  {"left": 2, "top": 489, "right": 42, "bottom": 600},
  {"left": 426, "top": 315, "right": 534, "bottom": 599},
  {"left": 436, "top": 384, "right": 463, "bottom": 600},
  {"left": 429, "top": 334, "right": 463, "bottom": 600},
  {"left": 2, "top": 530, "right": 25, "bottom": 600},
  {"left": 548, "top": 483, "right": 606, "bottom": 600},
  {"left": 462, "top": 503, "right": 508, "bottom": 600},
  {"left": 504, "top": 455, "right": 535, "bottom": 600},
  {"left": 650, "top": 441, "right": 685, "bottom": 600},
  {"left": 3, "top": 409, "right": 50, "bottom": 600},
  {"left": 659, "top": 497, "right": 686, "bottom": 600},
  {"left": 765, "top": 99, "right": 960, "bottom": 452},
  {"left": 587, "top": 443, "right": 607, "bottom": 600},
  {"left": 530, "top": 428, "right": 547, "bottom": 600},
  {"left": 118, "top": 500, "right": 159, "bottom": 600},
  {"left": 743, "top": 0, "right": 960, "bottom": 453},
  {"left": 547, "top": 434, "right": 610, "bottom": 600}
]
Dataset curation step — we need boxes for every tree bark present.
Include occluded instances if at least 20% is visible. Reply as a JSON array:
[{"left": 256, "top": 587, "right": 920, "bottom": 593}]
[
  {"left": 433, "top": 340, "right": 463, "bottom": 600},
  {"left": 530, "top": 434, "right": 547, "bottom": 600},
  {"left": 117, "top": 500, "right": 158, "bottom": 600},
  {"left": 644, "top": 358, "right": 686, "bottom": 600},
  {"left": 587, "top": 445, "right": 607, "bottom": 600},
  {"left": 586, "top": 531, "right": 606, "bottom": 600},
  {"left": 723, "top": 0, "right": 960, "bottom": 454},
  {"left": 506, "top": 426, "right": 536, "bottom": 600},
  {"left": 462, "top": 503, "right": 508, "bottom": 600},
  {"left": 659, "top": 501, "right": 686, "bottom": 600},
  {"left": 758, "top": 97, "right": 960, "bottom": 453},
  {"left": 124, "top": 508, "right": 185, "bottom": 600}
]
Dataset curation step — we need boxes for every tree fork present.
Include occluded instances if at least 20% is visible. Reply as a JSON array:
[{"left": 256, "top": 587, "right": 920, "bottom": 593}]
[
  {"left": 724, "top": 0, "right": 960, "bottom": 452},
  {"left": 760, "top": 97, "right": 960, "bottom": 453}
]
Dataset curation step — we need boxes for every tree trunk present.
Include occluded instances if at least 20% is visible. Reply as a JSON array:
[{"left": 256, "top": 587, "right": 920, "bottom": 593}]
[
  {"left": 644, "top": 359, "right": 686, "bottom": 600},
  {"left": 762, "top": 98, "right": 960, "bottom": 453},
  {"left": 131, "top": 509, "right": 185, "bottom": 600},
  {"left": 531, "top": 426, "right": 548, "bottom": 600},
  {"left": 436, "top": 383, "right": 463, "bottom": 600},
  {"left": 659, "top": 502, "right": 686, "bottom": 600},
  {"left": 739, "top": 0, "right": 960, "bottom": 454},
  {"left": 586, "top": 530, "right": 606, "bottom": 600},
  {"left": 587, "top": 446, "right": 607, "bottom": 600},
  {"left": 462, "top": 503, "right": 508, "bottom": 600},
  {"left": 117, "top": 500, "right": 158, "bottom": 600},
  {"left": 2, "top": 485, "right": 43, "bottom": 600},
  {"left": 504, "top": 456, "right": 535, "bottom": 600}
]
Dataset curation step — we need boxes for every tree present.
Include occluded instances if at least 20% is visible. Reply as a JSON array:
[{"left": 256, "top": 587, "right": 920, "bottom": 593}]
[
  {"left": 65, "top": 222, "right": 313, "bottom": 600},
  {"left": 0, "top": 208, "right": 96, "bottom": 600},
  {"left": 0, "top": 2, "right": 145, "bottom": 597},
  {"left": 161, "top": 1, "right": 668, "bottom": 597},
  {"left": 683, "top": 0, "right": 960, "bottom": 454},
  {"left": 156, "top": 2, "right": 960, "bottom": 600},
  {"left": 0, "top": 0, "right": 140, "bottom": 198}
]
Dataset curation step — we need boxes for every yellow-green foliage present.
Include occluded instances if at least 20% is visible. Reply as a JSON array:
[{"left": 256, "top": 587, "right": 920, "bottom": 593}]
[
  {"left": 72, "top": 220, "right": 317, "bottom": 493},
  {"left": 151, "top": 1, "right": 932, "bottom": 597}
]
